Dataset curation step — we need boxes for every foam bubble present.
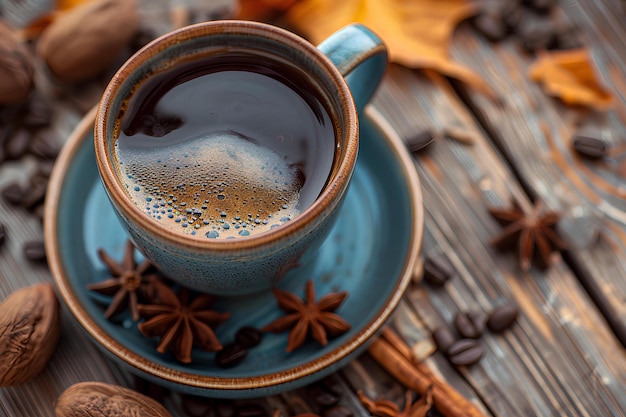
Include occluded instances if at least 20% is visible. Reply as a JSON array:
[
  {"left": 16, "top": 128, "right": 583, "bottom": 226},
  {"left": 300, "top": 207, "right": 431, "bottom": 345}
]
[{"left": 118, "top": 130, "right": 302, "bottom": 238}]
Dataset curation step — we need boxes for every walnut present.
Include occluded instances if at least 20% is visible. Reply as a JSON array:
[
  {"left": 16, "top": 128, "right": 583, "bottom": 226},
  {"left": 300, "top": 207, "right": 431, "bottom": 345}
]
[
  {"left": 37, "top": 0, "right": 139, "bottom": 83},
  {"left": 0, "top": 283, "right": 61, "bottom": 386},
  {"left": 55, "top": 382, "right": 172, "bottom": 417},
  {"left": 0, "top": 20, "right": 34, "bottom": 104}
]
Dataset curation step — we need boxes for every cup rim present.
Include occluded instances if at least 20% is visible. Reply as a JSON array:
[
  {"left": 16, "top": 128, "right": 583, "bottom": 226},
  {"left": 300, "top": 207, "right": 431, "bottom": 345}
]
[{"left": 94, "top": 20, "right": 359, "bottom": 251}]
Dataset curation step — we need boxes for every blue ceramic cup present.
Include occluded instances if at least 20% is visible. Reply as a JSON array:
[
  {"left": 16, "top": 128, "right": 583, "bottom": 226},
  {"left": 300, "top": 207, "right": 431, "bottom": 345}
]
[{"left": 95, "top": 20, "right": 387, "bottom": 295}]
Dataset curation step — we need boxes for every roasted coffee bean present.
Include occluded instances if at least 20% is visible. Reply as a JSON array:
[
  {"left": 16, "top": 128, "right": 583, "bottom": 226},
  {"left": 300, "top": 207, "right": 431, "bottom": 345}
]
[
  {"left": 133, "top": 377, "right": 168, "bottom": 401},
  {"left": 423, "top": 254, "right": 455, "bottom": 286},
  {"left": 572, "top": 134, "right": 608, "bottom": 158},
  {"left": 314, "top": 390, "right": 340, "bottom": 408},
  {"left": 4, "top": 129, "right": 31, "bottom": 160},
  {"left": 0, "top": 223, "right": 5, "bottom": 248},
  {"left": 216, "top": 343, "right": 248, "bottom": 367},
  {"left": 502, "top": 2, "right": 525, "bottom": 32},
  {"left": 522, "top": 0, "right": 556, "bottom": 14},
  {"left": 321, "top": 378, "right": 343, "bottom": 396},
  {"left": 235, "top": 326, "right": 263, "bottom": 347},
  {"left": 431, "top": 327, "right": 457, "bottom": 354},
  {"left": 37, "top": 160, "right": 55, "bottom": 178},
  {"left": 516, "top": 11, "right": 555, "bottom": 48},
  {"left": 322, "top": 405, "right": 353, "bottom": 417},
  {"left": 20, "top": 174, "right": 48, "bottom": 210},
  {"left": 23, "top": 93, "right": 52, "bottom": 128},
  {"left": 1, "top": 182, "right": 24, "bottom": 205},
  {"left": 32, "top": 203, "right": 45, "bottom": 222},
  {"left": 472, "top": 12, "right": 509, "bottom": 42},
  {"left": 406, "top": 129, "right": 435, "bottom": 152},
  {"left": 29, "top": 130, "right": 60, "bottom": 160},
  {"left": 487, "top": 303, "right": 519, "bottom": 333},
  {"left": 0, "top": 122, "right": 14, "bottom": 152},
  {"left": 447, "top": 339, "right": 484, "bottom": 366},
  {"left": 180, "top": 394, "right": 213, "bottom": 417},
  {"left": 0, "top": 105, "right": 21, "bottom": 125},
  {"left": 215, "top": 400, "right": 236, "bottom": 417},
  {"left": 550, "top": 27, "right": 583, "bottom": 51},
  {"left": 236, "top": 403, "right": 268, "bottom": 417},
  {"left": 23, "top": 240, "right": 46, "bottom": 263},
  {"left": 519, "top": 26, "right": 555, "bottom": 53},
  {"left": 453, "top": 311, "right": 485, "bottom": 339}
]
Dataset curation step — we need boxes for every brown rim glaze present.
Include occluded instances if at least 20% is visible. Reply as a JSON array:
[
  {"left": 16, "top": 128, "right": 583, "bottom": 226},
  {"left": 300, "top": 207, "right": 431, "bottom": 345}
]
[
  {"left": 45, "top": 106, "right": 424, "bottom": 391},
  {"left": 95, "top": 20, "right": 358, "bottom": 251}
]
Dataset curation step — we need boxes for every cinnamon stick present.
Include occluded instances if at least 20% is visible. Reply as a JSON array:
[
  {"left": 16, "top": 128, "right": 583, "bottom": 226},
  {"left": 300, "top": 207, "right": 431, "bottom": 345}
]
[
  {"left": 381, "top": 327, "right": 413, "bottom": 359},
  {"left": 381, "top": 328, "right": 487, "bottom": 417},
  {"left": 367, "top": 329, "right": 489, "bottom": 417}
]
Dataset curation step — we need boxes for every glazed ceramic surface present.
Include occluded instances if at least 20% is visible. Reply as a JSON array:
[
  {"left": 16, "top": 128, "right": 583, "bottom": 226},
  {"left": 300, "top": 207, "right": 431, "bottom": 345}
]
[
  {"left": 95, "top": 21, "right": 388, "bottom": 295},
  {"left": 45, "top": 107, "right": 423, "bottom": 398}
]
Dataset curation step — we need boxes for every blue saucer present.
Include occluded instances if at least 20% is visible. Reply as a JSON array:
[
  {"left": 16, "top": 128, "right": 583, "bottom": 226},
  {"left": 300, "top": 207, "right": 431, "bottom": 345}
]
[{"left": 45, "top": 107, "right": 423, "bottom": 398}]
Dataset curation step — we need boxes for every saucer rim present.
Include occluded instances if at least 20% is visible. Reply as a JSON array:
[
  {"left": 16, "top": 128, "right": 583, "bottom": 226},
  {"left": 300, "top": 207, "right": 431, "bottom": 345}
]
[{"left": 44, "top": 105, "right": 424, "bottom": 391}]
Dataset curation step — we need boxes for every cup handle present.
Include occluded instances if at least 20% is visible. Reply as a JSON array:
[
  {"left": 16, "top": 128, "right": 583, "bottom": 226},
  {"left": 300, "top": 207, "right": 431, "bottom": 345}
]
[{"left": 317, "top": 24, "right": 388, "bottom": 113}]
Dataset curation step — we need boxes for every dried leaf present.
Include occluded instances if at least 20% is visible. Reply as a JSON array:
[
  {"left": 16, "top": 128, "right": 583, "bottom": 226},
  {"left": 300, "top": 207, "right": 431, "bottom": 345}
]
[
  {"left": 57, "top": 0, "right": 94, "bottom": 11},
  {"left": 282, "top": 0, "right": 495, "bottom": 97},
  {"left": 357, "top": 391, "right": 401, "bottom": 417},
  {"left": 358, "top": 389, "right": 433, "bottom": 417},
  {"left": 409, "top": 385, "right": 433, "bottom": 417},
  {"left": 528, "top": 49, "right": 613, "bottom": 110}
]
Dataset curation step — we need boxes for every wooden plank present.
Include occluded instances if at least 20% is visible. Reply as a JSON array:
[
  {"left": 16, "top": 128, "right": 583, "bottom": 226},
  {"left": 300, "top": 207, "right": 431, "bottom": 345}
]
[
  {"left": 369, "top": 66, "right": 626, "bottom": 416},
  {"left": 0, "top": 107, "right": 120, "bottom": 417},
  {"left": 446, "top": 1, "right": 626, "bottom": 347}
]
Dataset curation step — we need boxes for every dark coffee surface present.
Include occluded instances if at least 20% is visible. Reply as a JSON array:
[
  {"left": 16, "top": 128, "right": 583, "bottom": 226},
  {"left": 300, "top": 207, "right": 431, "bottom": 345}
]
[{"left": 114, "top": 53, "right": 335, "bottom": 239}]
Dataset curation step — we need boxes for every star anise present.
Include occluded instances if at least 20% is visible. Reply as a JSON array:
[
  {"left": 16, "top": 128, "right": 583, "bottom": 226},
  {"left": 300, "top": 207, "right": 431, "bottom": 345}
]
[
  {"left": 88, "top": 240, "right": 160, "bottom": 321},
  {"left": 137, "top": 282, "right": 230, "bottom": 363},
  {"left": 488, "top": 200, "right": 568, "bottom": 271},
  {"left": 358, "top": 386, "right": 433, "bottom": 417},
  {"left": 261, "top": 280, "right": 351, "bottom": 352}
]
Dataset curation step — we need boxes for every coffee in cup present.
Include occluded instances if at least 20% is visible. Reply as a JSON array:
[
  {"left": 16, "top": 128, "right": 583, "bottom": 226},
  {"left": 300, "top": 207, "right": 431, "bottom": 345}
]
[{"left": 113, "top": 51, "right": 337, "bottom": 239}]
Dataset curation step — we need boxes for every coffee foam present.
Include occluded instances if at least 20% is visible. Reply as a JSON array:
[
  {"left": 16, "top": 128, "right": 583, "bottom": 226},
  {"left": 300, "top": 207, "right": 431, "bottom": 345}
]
[{"left": 118, "top": 130, "right": 302, "bottom": 238}]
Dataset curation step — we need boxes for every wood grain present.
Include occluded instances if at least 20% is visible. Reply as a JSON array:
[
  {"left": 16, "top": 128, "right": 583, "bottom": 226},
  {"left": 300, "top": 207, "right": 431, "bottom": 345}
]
[{"left": 447, "top": 10, "right": 626, "bottom": 347}]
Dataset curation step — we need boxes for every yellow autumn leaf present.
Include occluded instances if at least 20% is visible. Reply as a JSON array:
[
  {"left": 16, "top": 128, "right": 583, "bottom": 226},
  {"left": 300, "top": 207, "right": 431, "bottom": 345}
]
[
  {"left": 283, "top": 0, "right": 495, "bottom": 98},
  {"left": 528, "top": 49, "right": 613, "bottom": 110}
]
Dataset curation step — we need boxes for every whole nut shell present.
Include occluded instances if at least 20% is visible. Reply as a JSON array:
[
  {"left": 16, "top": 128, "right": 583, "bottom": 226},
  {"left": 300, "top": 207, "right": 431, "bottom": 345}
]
[
  {"left": 0, "top": 21, "right": 34, "bottom": 104},
  {"left": 37, "top": 0, "right": 138, "bottom": 83},
  {"left": 0, "top": 283, "right": 60, "bottom": 386},
  {"left": 55, "top": 382, "right": 172, "bottom": 417}
]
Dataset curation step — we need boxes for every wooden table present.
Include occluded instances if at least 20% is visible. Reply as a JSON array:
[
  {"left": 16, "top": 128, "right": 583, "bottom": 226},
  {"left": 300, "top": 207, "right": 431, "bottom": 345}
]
[{"left": 1, "top": 1, "right": 625, "bottom": 415}]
